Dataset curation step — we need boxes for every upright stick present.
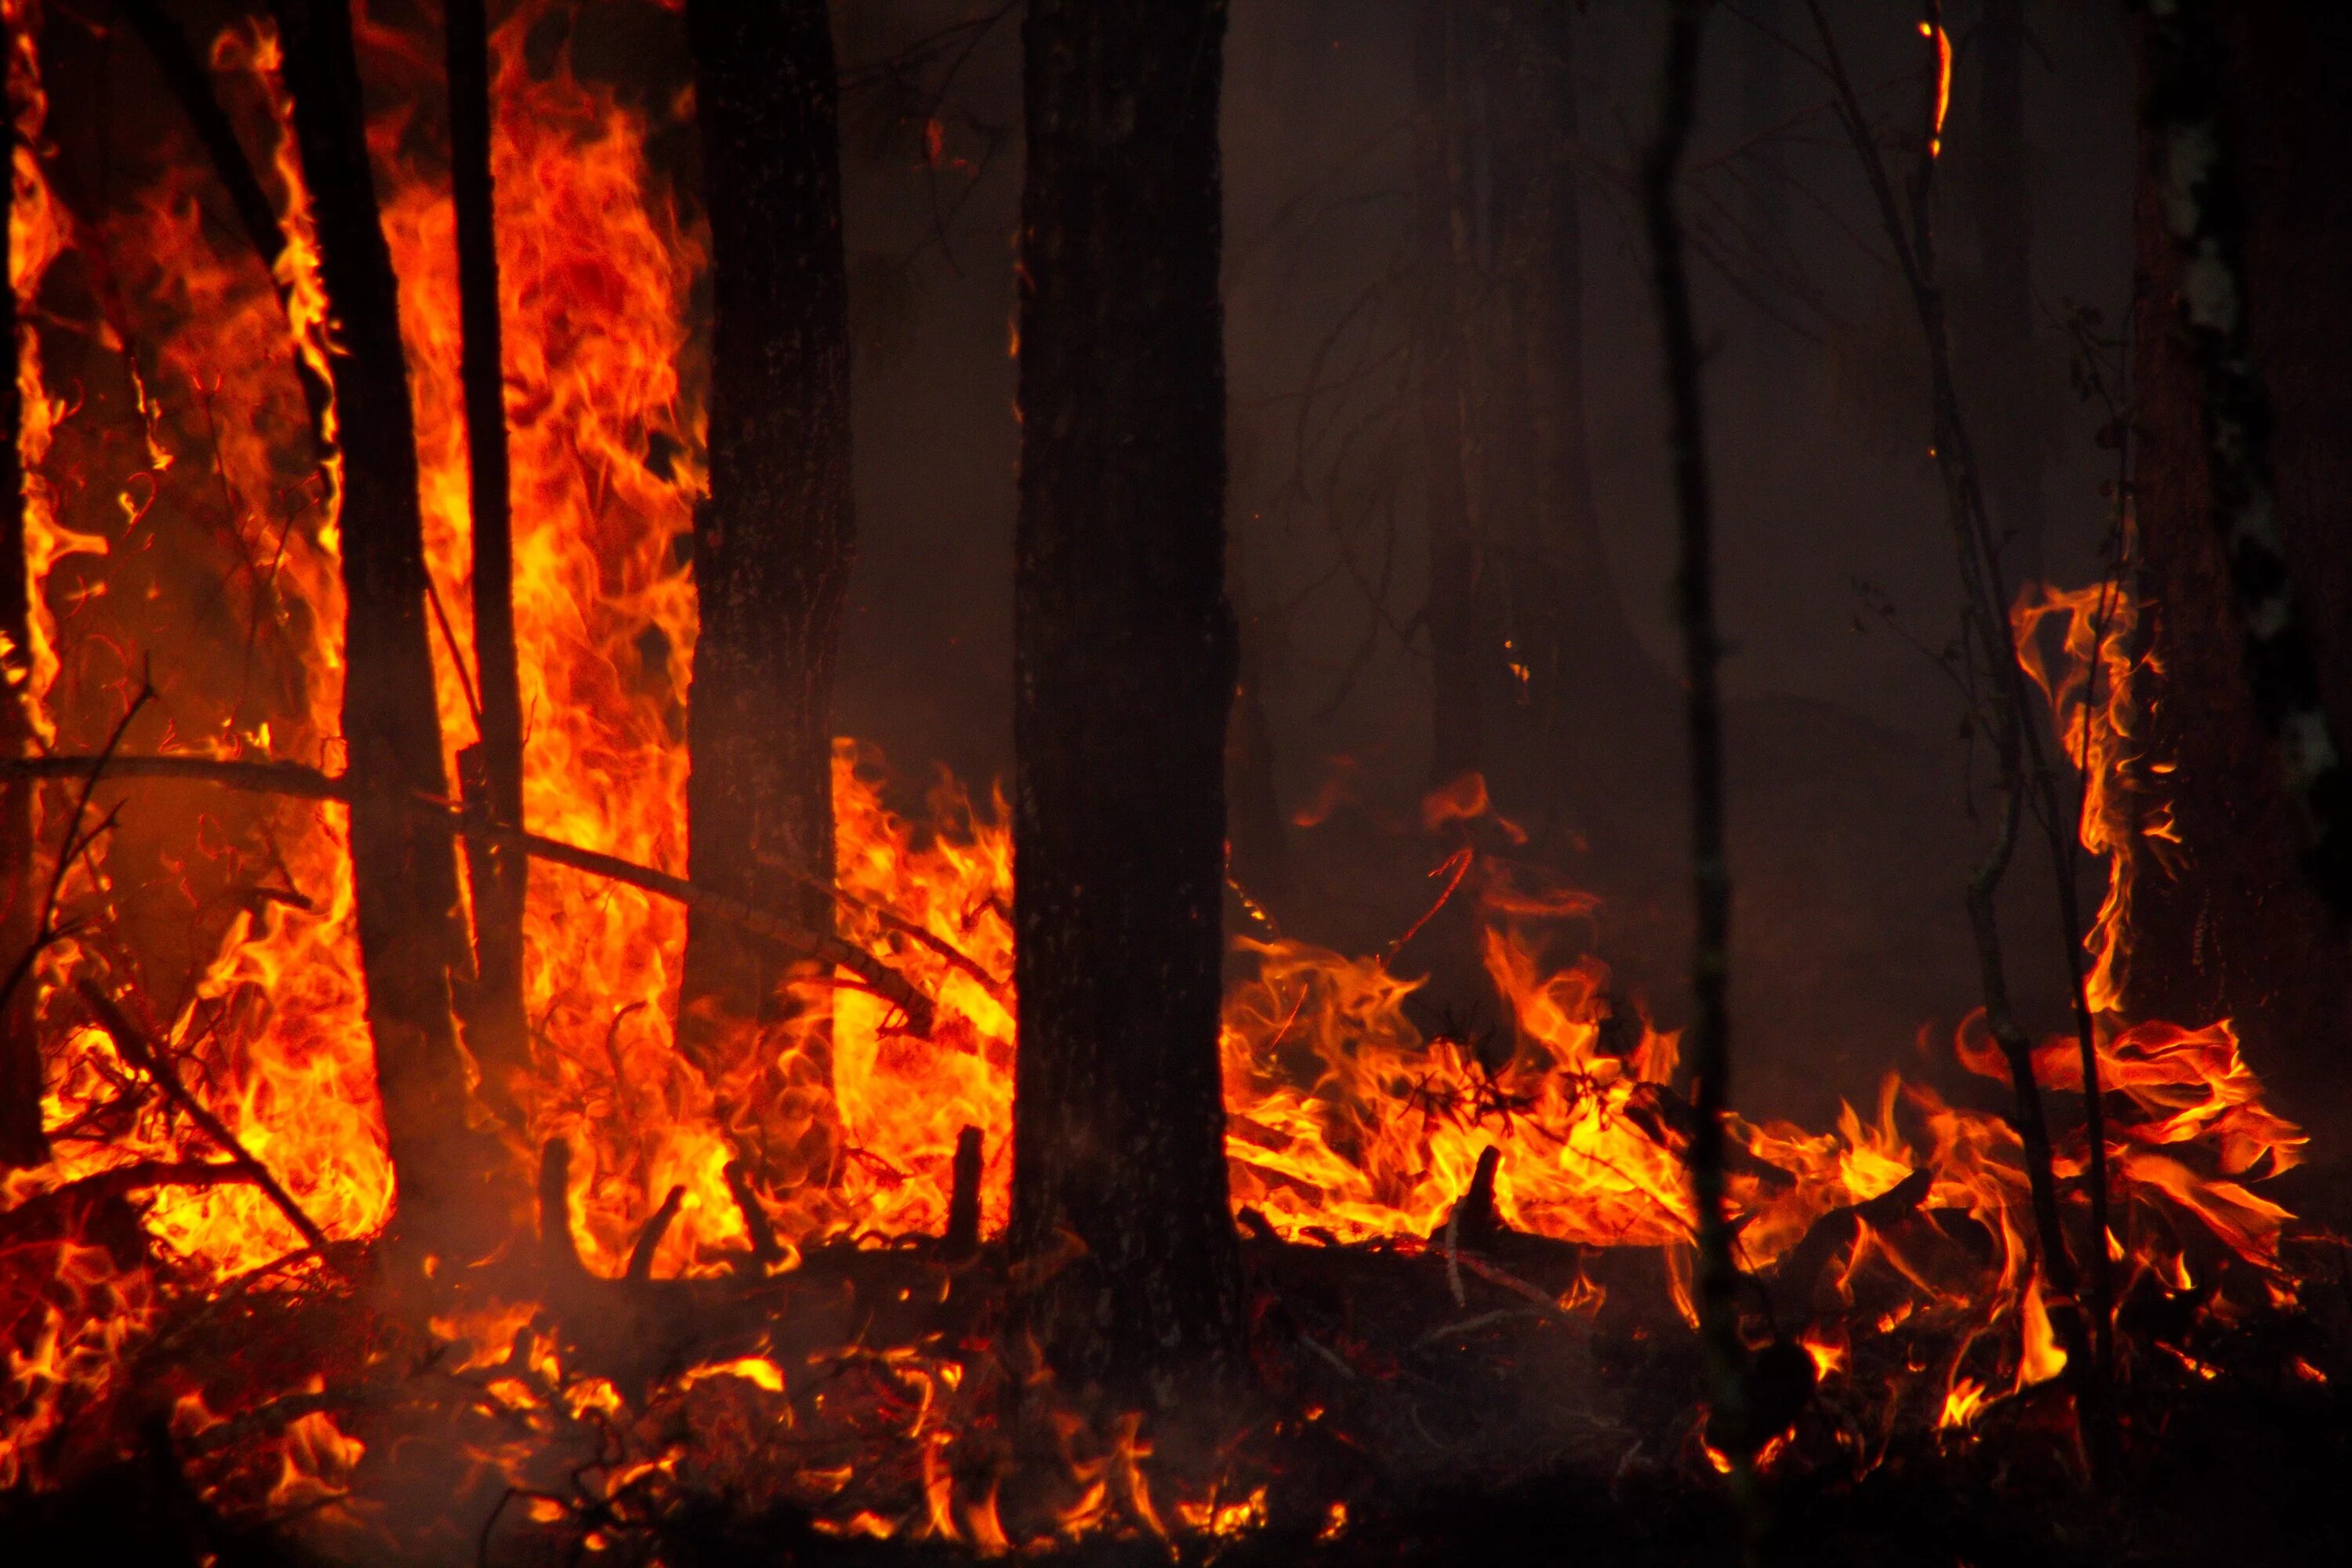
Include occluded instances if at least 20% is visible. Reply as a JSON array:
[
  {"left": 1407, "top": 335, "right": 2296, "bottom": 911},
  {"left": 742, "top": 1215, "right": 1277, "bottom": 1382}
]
[{"left": 1642, "top": 0, "right": 1755, "bottom": 1537}]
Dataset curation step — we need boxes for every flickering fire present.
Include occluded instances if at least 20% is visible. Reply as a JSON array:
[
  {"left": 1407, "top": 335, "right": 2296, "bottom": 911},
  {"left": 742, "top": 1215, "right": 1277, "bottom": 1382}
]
[{"left": 0, "top": 0, "right": 2322, "bottom": 1551}]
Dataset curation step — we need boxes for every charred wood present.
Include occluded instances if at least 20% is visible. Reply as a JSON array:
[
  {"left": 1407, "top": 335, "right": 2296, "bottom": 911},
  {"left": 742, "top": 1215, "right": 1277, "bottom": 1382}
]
[{"left": 945, "top": 1123, "right": 982, "bottom": 1259}]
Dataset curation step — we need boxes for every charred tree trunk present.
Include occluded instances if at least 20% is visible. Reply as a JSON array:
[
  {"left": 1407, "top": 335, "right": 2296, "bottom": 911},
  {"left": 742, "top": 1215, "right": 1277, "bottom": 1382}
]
[
  {"left": 270, "top": 0, "right": 499, "bottom": 1252},
  {"left": 1414, "top": 0, "right": 1480, "bottom": 789},
  {"left": 1968, "top": 0, "right": 2046, "bottom": 584},
  {"left": 2127, "top": 2, "right": 2352, "bottom": 1132},
  {"left": 445, "top": 0, "right": 529, "bottom": 1117},
  {"left": 679, "top": 0, "right": 855, "bottom": 1072},
  {"left": 1008, "top": 0, "right": 1245, "bottom": 1398},
  {"left": 0, "top": 17, "right": 45, "bottom": 1171}
]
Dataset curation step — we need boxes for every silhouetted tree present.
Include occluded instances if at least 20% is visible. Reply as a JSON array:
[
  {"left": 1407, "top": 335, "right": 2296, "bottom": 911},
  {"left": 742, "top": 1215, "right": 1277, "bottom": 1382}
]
[
  {"left": 679, "top": 0, "right": 856, "bottom": 1070},
  {"left": 1007, "top": 0, "right": 1245, "bottom": 1396},
  {"left": 2128, "top": 0, "right": 2352, "bottom": 1130},
  {"left": 270, "top": 0, "right": 501, "bottom": 1252},
  {"left": 445, "top": 0, "right": 530, "bottom": 1116}
]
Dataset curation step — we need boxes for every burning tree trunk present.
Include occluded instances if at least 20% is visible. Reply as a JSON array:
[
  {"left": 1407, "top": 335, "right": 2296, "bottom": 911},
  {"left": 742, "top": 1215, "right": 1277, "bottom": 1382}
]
[
  {"left": 445, "top": 0, "right": 529, "bottom": 1116},
  {"left": 1413, "top": 0, "right": 1481, "bottom": 789},
  {"left": 269, "top": 0, "right": 499, "bottom": 1251},
  {"left": 2127, "top": 1, "right": 2352, "bottom": 1129},
  {"left": 0, "top": 13, "right": 43, "bottom": 1171},
  {"left": 1008, "top": 0, "right": 1245, "bottom": 1396},
  {"left": 678, "top": 0, "right": 855, "bottom": 1070}
]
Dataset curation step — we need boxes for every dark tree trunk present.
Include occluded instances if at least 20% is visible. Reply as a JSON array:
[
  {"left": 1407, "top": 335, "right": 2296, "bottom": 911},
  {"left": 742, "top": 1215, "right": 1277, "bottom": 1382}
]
[
  {"left": 1414, "top": 0, "right": 1481, "bottom": 789},
  {"left": 446, "top": 0, "right": 529, "bottom": 1118},
  {"left": 0, "top": 16, "right": 46, "bottom": 1171},
  {"left": 1008, "top": 0, "right": 1245, "bottom": 1398},
  {"left": 1968, "top": 0, "right": 2046, "bottom": 584},
  {"left": 270, "top": 0, "right": 500, "bottom": 1251},
  {"left": 679, "top": 0, "right": 855, "bottom": 1072},
  {"left": 2126, "top": 2, "right": 2352, "bottom": 1134}
]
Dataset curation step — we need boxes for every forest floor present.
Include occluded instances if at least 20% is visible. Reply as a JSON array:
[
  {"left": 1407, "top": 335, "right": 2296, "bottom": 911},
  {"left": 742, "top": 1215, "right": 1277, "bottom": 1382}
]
[{"left": 5, "top": 1218, "right": 2350, "bottom": 1567}]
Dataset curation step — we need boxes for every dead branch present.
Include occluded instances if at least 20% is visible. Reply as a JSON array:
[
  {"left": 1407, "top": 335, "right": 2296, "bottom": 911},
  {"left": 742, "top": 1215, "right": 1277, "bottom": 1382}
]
[
  {"left": 626, "top": 1185, "right": 687, "bottom": 1283},
  {"left": 0, "top": 1158, "right": 257, "bottom": 1247},
  {"left": 1802, "top": 0, "right": 2114, "bottom": 1396},
  {"left": 0, "top": 753, "right": 937, "bottom": 1033},
  {"left": 74, "top": 978, "right": 330, "bottom": 1254},
  {"left": 722, "top": 1159, "right": 784, "bottom": 1269}
]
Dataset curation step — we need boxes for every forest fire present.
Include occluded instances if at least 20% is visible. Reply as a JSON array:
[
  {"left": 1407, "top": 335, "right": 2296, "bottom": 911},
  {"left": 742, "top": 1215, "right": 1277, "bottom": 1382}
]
[{"left": 3, "top": 2, "right": 2349, "bottom": 1565}]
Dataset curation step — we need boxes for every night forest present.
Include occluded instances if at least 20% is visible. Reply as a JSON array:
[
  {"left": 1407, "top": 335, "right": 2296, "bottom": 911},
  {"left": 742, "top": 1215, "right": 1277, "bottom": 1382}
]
[{"left": 2, "top": 2, "right": 2350, "bottom": 1565}]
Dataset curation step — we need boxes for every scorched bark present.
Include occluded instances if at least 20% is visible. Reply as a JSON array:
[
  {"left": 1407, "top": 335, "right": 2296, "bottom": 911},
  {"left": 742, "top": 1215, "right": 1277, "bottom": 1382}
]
[
  {"left": 1009, "top": 0, "right": 1246, "bottom": 1396},
  {"left": 679, "top": 0, "right": 855, "bottom": 1069}
]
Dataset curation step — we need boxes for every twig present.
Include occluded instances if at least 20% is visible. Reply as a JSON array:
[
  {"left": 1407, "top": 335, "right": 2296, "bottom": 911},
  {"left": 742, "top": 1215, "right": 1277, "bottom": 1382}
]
[
  {"left": 74, "top": 978, "right": 330, "bottom": 1254},
  {"left": 1804, "top": 0, "right": 2115, "bottom": 1403},
  {"left": 0, "top": 681, "right": 156, "bottom": 1033},
  {"left": 0, "top": 1158, "right": 258, "bottom": 1244}
]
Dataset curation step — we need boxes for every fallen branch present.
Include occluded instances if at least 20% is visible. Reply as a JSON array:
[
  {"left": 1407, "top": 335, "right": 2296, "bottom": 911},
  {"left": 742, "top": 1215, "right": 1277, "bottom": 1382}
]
[
  {"left": 75, "top": 980, "right": 330, "bottom": 1254},
  {"left": 0, "top": 1158, "right": 258, "bottom": 1246},
  {"left": 0, "top": 754, "right": 936, "bottom": 1033}
]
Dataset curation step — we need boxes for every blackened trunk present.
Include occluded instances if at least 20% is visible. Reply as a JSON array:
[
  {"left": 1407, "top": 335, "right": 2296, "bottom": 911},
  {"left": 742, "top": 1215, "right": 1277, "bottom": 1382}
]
[
  {"left": 680, "top": 0, "right": 855, "bottom": 1069},
  {"left": 1008, "top": 0, "right": 1244, "bottom": 1397},
  {"left": 0, "top": 21, "right": 45, "bottom": 1170},
  {"left": 1969, "top": 0, "right": 2045, "bottom": 584},
  {"left": 1414, "top": 0, "right": 1480, "bottom": 788},
  {"left": 446, "top": 0, "right": 529, "bottom": 1116},
  {"left": 2127, "top": 2, "right": 2352, "bottom": 1132},
  {"left": 270, "top": 0, "right": 497, "bottom": 1250}
]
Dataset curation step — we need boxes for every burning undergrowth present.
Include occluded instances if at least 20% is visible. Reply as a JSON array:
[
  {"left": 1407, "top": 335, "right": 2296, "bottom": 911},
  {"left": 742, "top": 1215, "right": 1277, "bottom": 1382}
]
[{"left": 0, "top": 4, "right": 2347, "bottom": 1565}]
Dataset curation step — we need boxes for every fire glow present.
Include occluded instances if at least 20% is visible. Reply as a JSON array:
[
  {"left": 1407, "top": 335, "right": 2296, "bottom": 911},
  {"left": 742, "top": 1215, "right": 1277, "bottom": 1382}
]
[{"left": 0, "top": 2, "right": 2330, "bottom": 1559}]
